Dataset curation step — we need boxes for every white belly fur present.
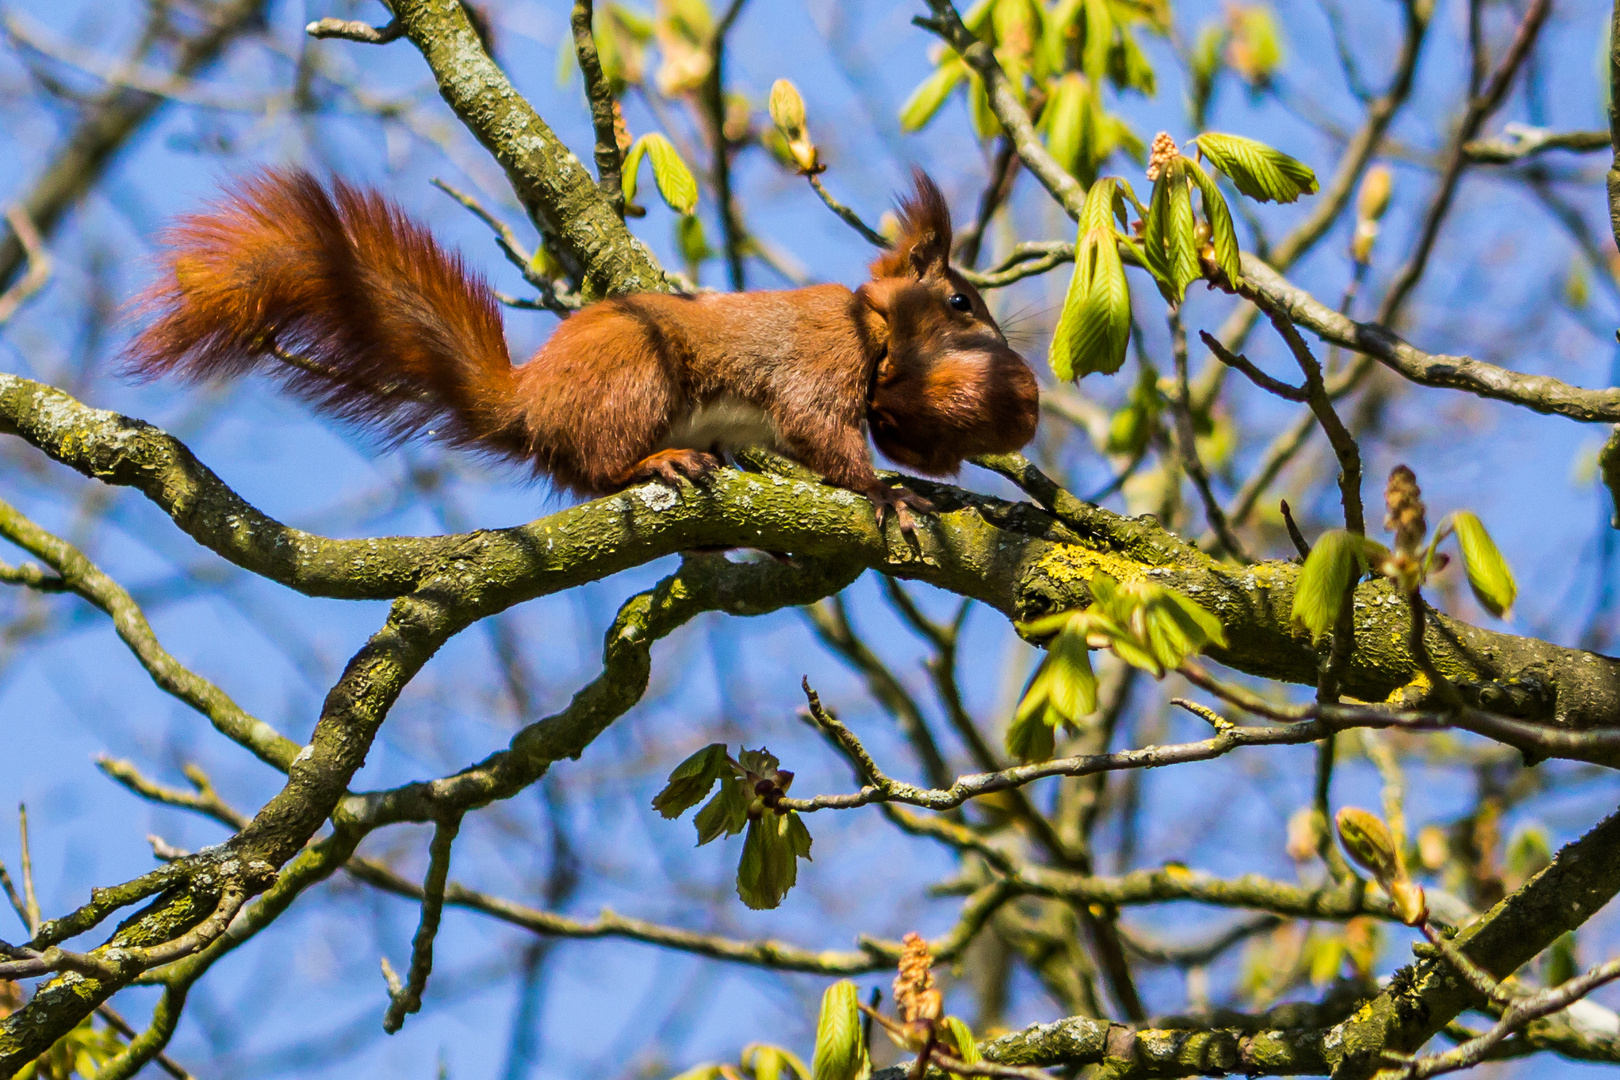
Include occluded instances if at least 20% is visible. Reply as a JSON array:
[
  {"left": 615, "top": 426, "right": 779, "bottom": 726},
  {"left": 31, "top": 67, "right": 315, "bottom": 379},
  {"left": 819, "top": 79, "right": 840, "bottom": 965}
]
[{"left": 658, "top": 395, "right": 780, "bottom": 453}]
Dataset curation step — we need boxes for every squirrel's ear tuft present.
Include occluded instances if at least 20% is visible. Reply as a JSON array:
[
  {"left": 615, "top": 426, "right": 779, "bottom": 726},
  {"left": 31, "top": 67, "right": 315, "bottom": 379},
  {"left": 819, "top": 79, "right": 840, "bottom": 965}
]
[{"left": 870, "top": 169, "right": 952, "bottom": 280}]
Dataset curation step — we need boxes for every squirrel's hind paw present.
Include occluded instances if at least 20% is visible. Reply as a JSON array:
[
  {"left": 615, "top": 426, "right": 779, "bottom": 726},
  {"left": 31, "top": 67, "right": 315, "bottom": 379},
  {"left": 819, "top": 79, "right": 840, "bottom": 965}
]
[
  {"left": 625, "top": 448, "right": 723, "bottom": 489},
  {"left": 868, "top": 484, "right": 934, "bottom": 538}
]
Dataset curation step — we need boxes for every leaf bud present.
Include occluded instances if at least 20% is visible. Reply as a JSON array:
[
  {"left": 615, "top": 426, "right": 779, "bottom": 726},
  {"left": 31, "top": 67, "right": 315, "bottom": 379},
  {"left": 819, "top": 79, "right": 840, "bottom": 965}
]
[
  {"left": 1389, "top": 879, "right": 1428, "bottom": 926},
  {"left": 1355, "top": 165, "right": 1392, "bottom": 224},
  {"left": 1336, "top": 806, "right": 1400, "bottom": 886},
  {"left": 768, "top": 78, "right": 807, "bottom": 139}
]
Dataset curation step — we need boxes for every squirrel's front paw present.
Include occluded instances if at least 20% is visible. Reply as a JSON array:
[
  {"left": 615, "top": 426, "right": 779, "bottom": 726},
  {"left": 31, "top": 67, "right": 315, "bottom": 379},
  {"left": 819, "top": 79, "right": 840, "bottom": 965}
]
[{"left": 867, "top": 484, "right": 934, "bottom": 538}]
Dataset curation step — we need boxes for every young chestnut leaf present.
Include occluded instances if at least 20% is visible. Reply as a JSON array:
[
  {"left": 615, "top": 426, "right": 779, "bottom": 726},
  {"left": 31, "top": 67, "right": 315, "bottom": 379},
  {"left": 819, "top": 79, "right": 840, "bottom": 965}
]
[
  {"left": 811, "top": 981, "right": 869, "bottom": 1080},
  {"left": 938, "top": 1016, "right": 981, "bottom": 1080},
  {"left": 736, "top": 809, "right": 813, "bottom": 910},
  {"left": 1050, "top": 177, "right": 1132, "bottom": 380},
  {"left": 1008, "top": 613, "right": 1099, "bottom": 762},
  {"left": 1452, "top": 511, "right": 1516, "bottom": 618},
  {"left": 652, "top": 742, "right": 731, "bottom": 818},
  {"left": 643, "top": 133, "right": 700, "bottom": 214},
  {"left": 743, "top": 1044, "right": 810, "bottom": 1080},
  {"left": 899, "top": 56, "right": 967, "bottom": 132},
  {"left": 1142, "top": 157, "right": 1200, "bottom": 301},
  {"left": 1041, "top": 72, "right": 1092, "bottom": 182},
  {"left": 1186, "top": 159, "right": 1241, "bottom": 283},
  {"left": 693, "top": 776, "right": 750, "bottom": 845},
  {"left": 1194, "top": 132, "right": 1318, "bottom": 204},
  {"left": 665, "top": 1067, "right": 724, "bottom": 1080},
  {"left": 624, "top": 134, "right": 699, "bottom": 214},
  {"left": 677, "top": 213, "right": 712, "bottom": 269},
  {"left": 1291, "top": 529, "right": 1364, "bottom": 642}
]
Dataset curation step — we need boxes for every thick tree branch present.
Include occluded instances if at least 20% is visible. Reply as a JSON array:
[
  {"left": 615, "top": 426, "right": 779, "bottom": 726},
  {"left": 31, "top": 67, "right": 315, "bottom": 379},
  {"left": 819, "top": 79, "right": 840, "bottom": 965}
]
[{"left": 390, "top": 0, "right": 666, "bottom": 298}]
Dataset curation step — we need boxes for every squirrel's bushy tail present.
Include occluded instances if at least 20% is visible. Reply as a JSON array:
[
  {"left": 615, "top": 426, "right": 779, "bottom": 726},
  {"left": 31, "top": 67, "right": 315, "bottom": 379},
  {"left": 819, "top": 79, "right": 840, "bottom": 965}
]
[{"left": 128, "top": 169, "right": 521, "bottom": 456}]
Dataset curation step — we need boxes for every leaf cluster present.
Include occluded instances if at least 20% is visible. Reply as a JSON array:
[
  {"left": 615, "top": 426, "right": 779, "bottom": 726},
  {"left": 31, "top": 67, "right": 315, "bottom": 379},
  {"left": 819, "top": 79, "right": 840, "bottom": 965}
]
[
  {"left": 651, "top": 744, "right": 814, "bottom": 910},
  {"left": 1009, "top": 573, "right": 1226, "bottom": 761}
]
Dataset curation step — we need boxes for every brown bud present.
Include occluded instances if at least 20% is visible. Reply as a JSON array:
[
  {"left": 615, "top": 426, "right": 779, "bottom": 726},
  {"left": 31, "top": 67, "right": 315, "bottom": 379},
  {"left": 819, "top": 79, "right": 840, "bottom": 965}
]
[
  {"left": 893, "top": 932, "right": 941, "bottom": 1023},
  {"left": 1384, "top": 465, "right": 1427, "bottom": 555}
]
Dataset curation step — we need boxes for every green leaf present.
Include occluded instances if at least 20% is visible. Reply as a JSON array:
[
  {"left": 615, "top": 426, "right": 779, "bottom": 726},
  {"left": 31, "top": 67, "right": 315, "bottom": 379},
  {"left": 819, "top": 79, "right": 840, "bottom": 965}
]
[
  {"left": 1105, "top": 362, "right": 1162, "bottom": 456},
  {"left": 666, "top": 1067, "right": 725, "bottom": 1080},
  {"left": 621, "top": 137, "right": 648, "bottom": 205},
  {"left": 939, "top": 1016, "right": 980, "bottom": 1080},
  {"left": 1005, "top": 702, "right": 1057, "bottom": 763},
  {"left": 1452, "top": 511, "right": 1516, "bottom": 618},
  {"left": 693, "top": 777, "right": 750, "bottom": 845},
  {"left": 1195, "top": 132, "right": 1318, "bottom": 204},
  {"left": 1042, "top": 73, "right": 1088, "bottom": 181},
  {"left": 939, "top": 1017, "right": 979, "bottom": 1064},
  {"left": 743, "top": 1045, "right": 810, "bottom": 1080},
  {"left": 811, "top": 981, "right": 869, "bottom": 1080},
  {"left": 736, "top": 810, "right": 812, "bottom": 909},
  {"left": 961, "top": 0, "right": 996, "bottom": 36},
  {"left": 677, "top": 213, "right": 712, "bottom": 268},
  {"left": 1107, "top": 27, "right": 1156, "bottom": 96},
  {"left": 1155, "top": 588, "right": 1228, "bottom": 655},
  {"left": 640, "top": 132, "right": 700, "bottom": 215},
  {"left": 1226, "top": 5, "right": 1283, "bottom": 86},
  {"left": 1306, "top": 932, "right": 1345, "bottom": 987},
  {"left": 1079, "top": 0, "right": 1112, "bottom": 82},
  {"left": 899, "top": 55, "right": 966, "bottom": 132},
  {"left": 1009, "top": 615, "right": 1097, "bottom": 762},
  {"left": 1506, "top": 824, "right": 1552, "bottom": 882},
  {"left": 1049, "top": 178, "right": 1132, "bottom": 380},
  {"left": 1042, "top": 0, "right": 1083, "bottom": 74},
  {"left": 1186, "top": 159, "right": 1241, "bottom": 283},
  {"left": 966, "top": 70, "right": 1000, "bottom": 139},
  {"left": 1142, "top": 158, "right": 1200, "bottom": 301},
  {"left": 652, "top": 743, "right": 730, "bottom": 818},
  {"left": 1547, "top": 932, "right": 1579, "bottom": 987},
  {"left": 1291, "top": 529, "right": 1362, "bottom": 642}
]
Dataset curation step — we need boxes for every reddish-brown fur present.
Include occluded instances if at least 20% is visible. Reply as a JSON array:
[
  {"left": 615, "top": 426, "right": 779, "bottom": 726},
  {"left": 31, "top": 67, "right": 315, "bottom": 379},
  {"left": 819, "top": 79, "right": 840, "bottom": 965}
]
[{"left": 128, "top": 168, "right": 1038, "bottom": 524}]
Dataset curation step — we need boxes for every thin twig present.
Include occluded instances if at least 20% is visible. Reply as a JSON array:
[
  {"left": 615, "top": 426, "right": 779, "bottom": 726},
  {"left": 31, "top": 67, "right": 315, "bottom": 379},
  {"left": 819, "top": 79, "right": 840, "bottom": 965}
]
[
  {"left": 702, "top": 0, "right": 751, "bottom": 288},
  {"left": 1266, "top": 311, "right": 1364, "bottom": 535},
  {"left": 570, "top": 0, "right": 624, "bottom": 213},
  {"left": 0, "top": 206, "right": 51, "bottom": 325},
  {"left": 807, "top": 173, "right": 889, "bottom": 248},
  {"left": 430, "top": 179, "right": 582, "bottom": 313},
  {"left": 383, "top": 814, "right": 463, "bottom": 1033},
  {"left": 16, "top": 806, "right": 38, "bottom": 935},
  {"left": 1169, "top": 312, "right": 1249, "bottom": 562},
  {"left": 305, "top": 17, "right": 403, "bottom": 44},
  {"left": 1280, "top": 499, "right": 1311, "bottom": 558},
  {"left": 1199, "top": 330, "right": 1307, "bottom": 402},
  {"left": 95, "top": 1004, "right": 194, "bottom": 1080}
]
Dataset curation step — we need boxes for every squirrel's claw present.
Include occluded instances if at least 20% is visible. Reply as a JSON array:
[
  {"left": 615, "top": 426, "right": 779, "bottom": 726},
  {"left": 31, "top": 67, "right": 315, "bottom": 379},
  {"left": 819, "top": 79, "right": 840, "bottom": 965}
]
[
  {"left": 868, "top": 484, "right": 934, "bottom": 538},
  {"left": 627, "top": 448, "right": 723, "bottom": 489}
]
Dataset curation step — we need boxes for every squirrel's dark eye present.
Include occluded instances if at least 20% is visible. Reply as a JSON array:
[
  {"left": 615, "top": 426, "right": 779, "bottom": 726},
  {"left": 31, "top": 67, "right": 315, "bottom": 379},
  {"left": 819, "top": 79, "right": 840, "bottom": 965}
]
[{"left": 948, "top": 293, "right": 972, "bottom": 313}]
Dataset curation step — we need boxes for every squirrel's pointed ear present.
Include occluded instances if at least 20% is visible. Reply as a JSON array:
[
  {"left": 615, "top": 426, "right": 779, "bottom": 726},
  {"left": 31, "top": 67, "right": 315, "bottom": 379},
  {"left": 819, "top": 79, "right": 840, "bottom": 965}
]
[{"left": 870, "top": 169, "right": 952, "bottom": 280}]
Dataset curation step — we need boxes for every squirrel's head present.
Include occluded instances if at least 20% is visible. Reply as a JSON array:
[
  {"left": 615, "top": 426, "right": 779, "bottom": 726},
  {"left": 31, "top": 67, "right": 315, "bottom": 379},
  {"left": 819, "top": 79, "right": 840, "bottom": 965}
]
[{"left": 858, "top": 171, "right": 1039, "bottom": 476}]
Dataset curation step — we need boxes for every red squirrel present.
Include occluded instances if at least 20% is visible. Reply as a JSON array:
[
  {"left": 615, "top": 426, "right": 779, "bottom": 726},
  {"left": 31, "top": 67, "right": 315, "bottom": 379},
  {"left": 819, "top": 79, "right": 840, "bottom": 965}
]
[{"left": 127, "top": 168, "right": 1039, "bottom": 530}]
